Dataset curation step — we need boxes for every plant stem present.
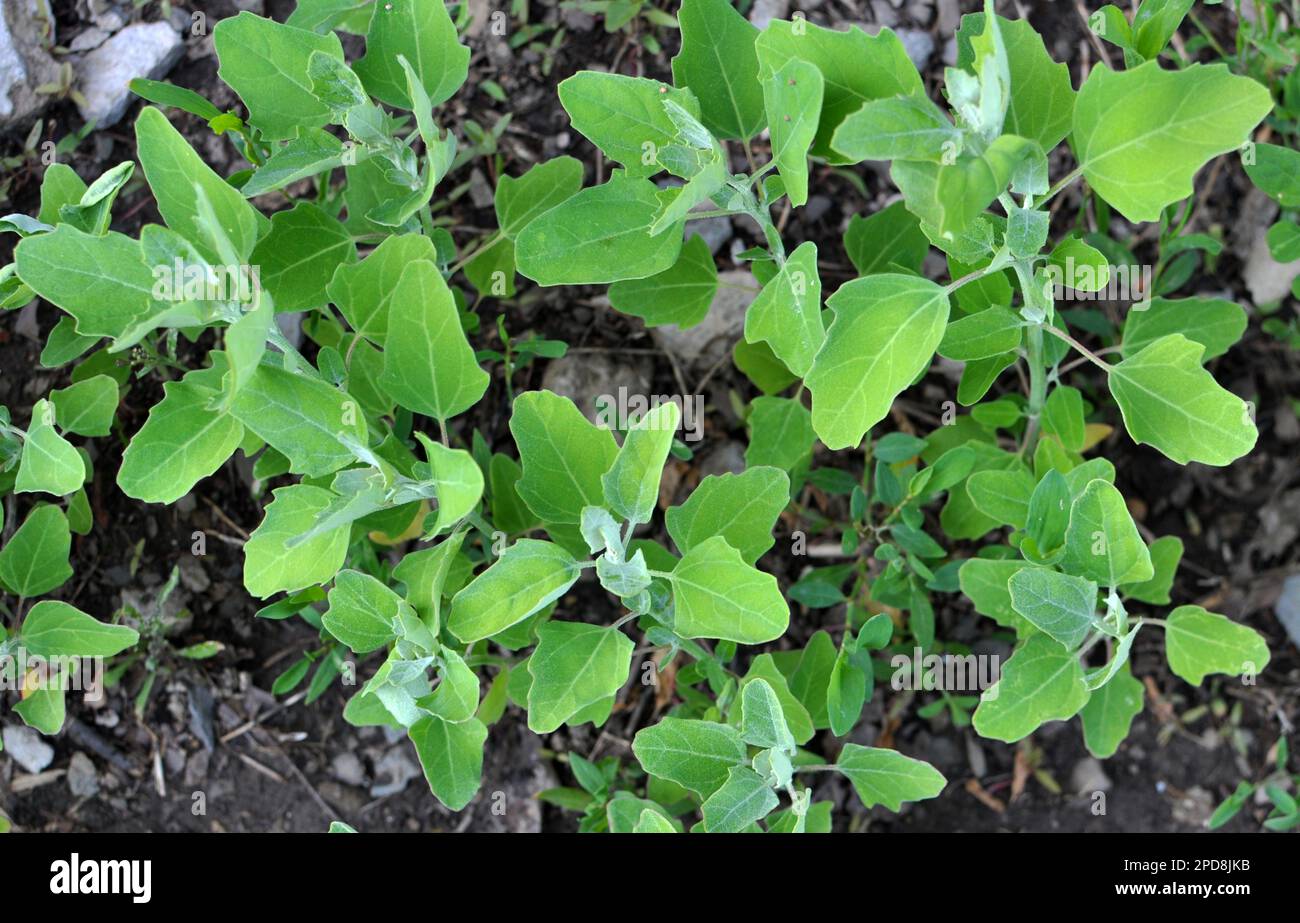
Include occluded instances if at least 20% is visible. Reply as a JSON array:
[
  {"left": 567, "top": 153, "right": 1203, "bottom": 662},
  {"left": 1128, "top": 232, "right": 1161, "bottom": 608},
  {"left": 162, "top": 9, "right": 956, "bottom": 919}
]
[
  {"left": 1034, "top": 166, "right": 1083, "bottom": 209},
  {"left": 1043, "top": 324, "right": 1112, "bottom": 370}
]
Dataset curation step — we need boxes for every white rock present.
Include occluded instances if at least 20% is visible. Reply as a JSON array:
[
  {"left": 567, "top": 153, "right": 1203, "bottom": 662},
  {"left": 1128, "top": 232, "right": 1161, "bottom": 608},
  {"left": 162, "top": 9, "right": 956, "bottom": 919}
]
[
  {"left": 1071, "top": 756, "right": 1112, "bottom": 794},
  {"left": 70, "top": 27, "right": 112, "bottom": 52},
  {"left": 1276, "top": 573, "right": 1300, "bottom": 649},
  {"left": 0, "top": 0, "right": 60, "bottom": 127},
  {"left": 2, "top": 725, "right": 55, "bottom": 773},
  {"left": 331, "top": 752, "right": 367, "bottom": 788},
  {"left": 1244, "top": 228, "right": 1300, "bottom": 305},
  {"left": 897, "top": 28, "right": 935, "bottom": 71},
  {"left": 76, "top": 22, "right": 184, "bottom": 129},
  {"left": 67, "top": 752, "right": 100, "bottom": 798}
]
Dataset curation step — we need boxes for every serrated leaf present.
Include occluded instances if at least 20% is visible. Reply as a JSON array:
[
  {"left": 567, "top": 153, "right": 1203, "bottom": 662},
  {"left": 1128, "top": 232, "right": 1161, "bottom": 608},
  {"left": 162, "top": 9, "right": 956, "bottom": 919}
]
[
  {"left": 321, "top": 570, "right": 404, "bottom": 653},
  {"left": 250, "top": 202, "right": 356, "bottom": 312},
  {"left": 844, "top": 201, "right": 929, "bottom": 276},
  {"left": 1120, "top": 297, "right": 1247, "bottom": 361},
  {"left": 327, "top": 233, "right": 438, "bottom": 346},
  {"left": 49, "top": 375, "right": 117, "bottom": 437}
]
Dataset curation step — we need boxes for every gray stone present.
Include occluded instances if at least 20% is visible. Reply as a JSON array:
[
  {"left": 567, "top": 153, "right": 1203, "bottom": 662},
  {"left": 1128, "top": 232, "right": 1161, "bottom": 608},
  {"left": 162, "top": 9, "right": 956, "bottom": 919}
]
[
  {"left": 685, "top": 214, "right": 733, "bottom": 254},
  {"left": 369, "top": 747, "right": 420, "bottom": 798},
  {"left": 1243, "top": 228, "right": 1300, "bottom": 305},
  {"left": 2, "top": 725, "right": 55, "bottom": 773},
  {"left": 540, "top": 351, "right": 653, "bottom": 424},
  {"left": 1071, "top": 756, "right": 1112, "bottom": 794},
  {"left": 897, "top": 28, "right": 935, "bottom": 71},
  {"left": 651, "top": 269, "right": 756, "bottom": 367},
  {"left": 67, "top": 752, "right": 100, "bottom": 798},
  {"left": 1275, "top": 573, "right": 1300, "bottom": 649},
  {"left": 0, "top": 0, "right": 60, "bottom": 128},
  {"left": 76, "top": 22, "right": 183, "bottom": 129},
  {"left": 70, "top": 27, "right": 112, "bottom": 53},
  {"left": 331, "top": 752, "right": 368, "bottom": 788}
]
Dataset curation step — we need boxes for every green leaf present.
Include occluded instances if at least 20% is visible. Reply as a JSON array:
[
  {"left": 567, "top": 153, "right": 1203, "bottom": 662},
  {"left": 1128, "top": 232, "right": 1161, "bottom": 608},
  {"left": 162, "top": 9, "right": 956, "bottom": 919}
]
[
  {"left": 1041, "top": 385, "right": 1085, "bottom": 452},
  {"left": 393, "top": 533, "right": 465, "bottom": 634},
  {"left": 447, "top": 540, "right": 581, "bottom": 643},
  {"left": 755, "top": 21, "right": 922, "bottom": 162},
  {"left": 129, "top": 78, "right": 223, "bottom": 121},
  {"left": 418, "top": 440, "right": 483, "bottom": 536},
  {"left": 14, "top": 226, "right": 156, "bottom": 339},
  {"left": 666, "top": 467, "right": 789, "bottom": 565},
  {"left": 956, "top": 13, "right": 1076, "bottom": 151},
  {"left": 230, "top": 364, "right": 367, "bottom": 478},
  {"left": 1071, "top": 62, "right": 1272, "bottom": 223},
  {"left": 243, "top": 485, "right": 352, "bottom": 598},
  {"left": 938, "top": 306, "right": 1023, "bottom": 361},
  {"left": 1062, "top": 479, "right": 1153, "bottom": 587},
  {"left": 16, "top": 399, "right": 84, "bottom": 498},
  {"left": 764, "top": 59, "right": 823, "bottom": 206},
  {"left": 745, "top": 396, "right": 815, "bottom": 472},
  {"left": 119, "top": 364, "right": 244, "bottom": 504},
  {"left": 1109, "top": 334, "right": 1256, "bottom": 466},
  {"left": 527, "top": 622, "right": 634, "bottom": 733},
  {"left": 327, "top": 233, "right": 438, "bottom": 346},
  {"left": 1079, "top": 664, "right": 1143, "bottom": 759},
  {"left": 515, "top": 172, "right": 686, "bottom": 285},
  {"left": 1008, "top": 567, "right": 1099, "bottom": 650},
  {"left": 835, "top": 744, "right": 946, "bottom": 811},
  {"left": 250, "top": 202, "right": 356, "bottom": 312},
  {"left": 601, "top": 401, "right": 679, "bottom": 525},
  {"left": 1132, "top": 0, "right": 1196, "bottom": 61},
  {"left": 408, "top": 714, "right": 487, "bottom": 811},
  {"left": 844, "top": 201, "right": 929, "bottom": 276},
  {"left": 214, "top": 12, "right": 345, "bottom": 139},
  {"left": 1048, "top": 236, "right": 1111, "bottom": 293},
  {"left": 807, "top": 275, "right": 949, "bottom": 451},
  {"left": 833, "top": 94, "right": 961, "bottom": 163},
  {"left": 1245, "top": 142, "right": 1300, "bottom": 207},
  {"left": 429, "top": 649, "right": 479, "bottom": 721},
  {"left": 557, "top": 73, "right": 703, "bottom": 177},
  {"left": 634, "top": 809, "right": 678, "bottom": 833},
  {"left": 355, "top": 0, "right": 469, "bottom": 109},
  {"left": 510, "top": 390, "right": 619, "bottom": 525},
  {"left": 891, "top": 135, "right": 1033, "bottom": 238},
  {"left": 379, "top": 260, "right": 488, "bottom": 422},
  {"left": 701, "top": 765, "right": 778, "bottom": 832},
  {"left": 966, "top": 468, "right": 1036, "bottom": 529},
  {"left": 672, "top": 0, "right": 765, "bottom": 141},
  {"left": 0, "top": 506, "right": 73, "bottom": 597},
  {"left": 1164, "top": 605, "right": 1270, "bottom": 685},
  {"left": 826, "top": 649, "right": 868, "bottom": 737},
  {"left": 670, "top": 536, "right": 788, "bottom": 644},
  {"left": 242, "top": 128, "right": 346, "bottom": 198},
  {"left": 1120, "top": 297, "right": 1247, "bottom": 361},
  {"left": 496, "top": 156, "right": 585, "bottom": 239},
  {"left": 1121, "top": 535, "right": 1183, "bottom": 605},
  {"left": 740, "top": 678, "right": 795, "bottom": 753},
  {"left": 322, "top": 570, "right": 404, "bottom": 653},
  {"left": 21, "top": 600, "right": 138, "bottom": 658},
  {"left": 49, "top": 375, "right": 117, "bottom": 438},
  {"left": 14, "top": 672, "right": 66, "bottom": 734},
  {"left": 608, "top": 233, "right": 718, "bottom": 329},
  {"left": 973, "top": 633, "right": 1090, "bottom": 742},
  {"left": 631, "top": 717, "right": 748, "bottom": 798},
  {"left": 744, "top": 241, "right": 824, "bottom": 377}
]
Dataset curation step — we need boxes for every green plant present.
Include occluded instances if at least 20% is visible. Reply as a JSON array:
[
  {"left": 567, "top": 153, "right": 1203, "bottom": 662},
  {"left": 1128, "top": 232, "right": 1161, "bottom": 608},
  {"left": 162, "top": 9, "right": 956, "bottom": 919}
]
[
  {"left": 0, "top": 0, "right": 1278, "bottom": 834},
  {"left": 1210, "top": 736, "right": 1300, "bottom": 830}
]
